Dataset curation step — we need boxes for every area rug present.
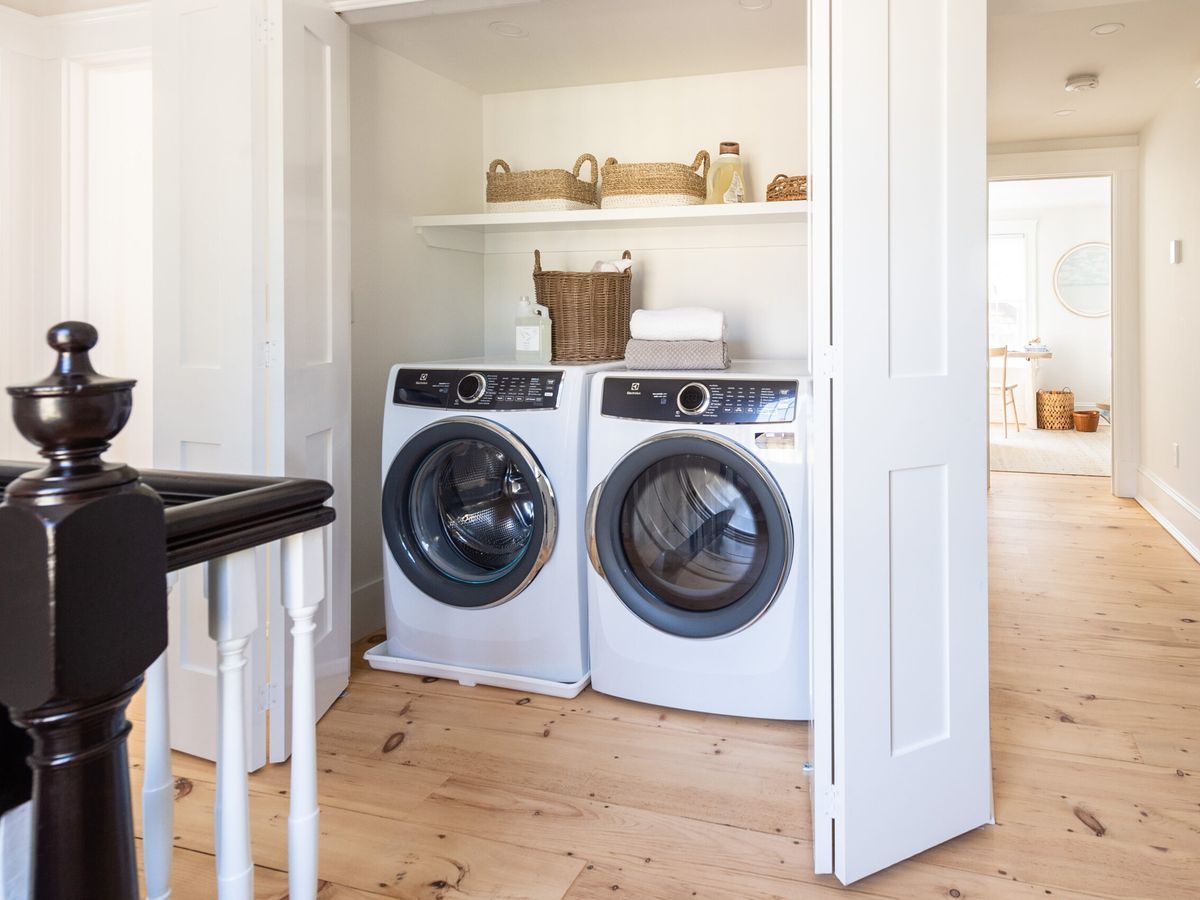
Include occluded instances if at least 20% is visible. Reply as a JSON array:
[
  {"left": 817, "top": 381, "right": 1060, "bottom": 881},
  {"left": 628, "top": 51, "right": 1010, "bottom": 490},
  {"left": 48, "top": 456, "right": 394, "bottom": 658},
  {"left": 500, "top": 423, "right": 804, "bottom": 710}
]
[{"left": 989, "top": 423, "right": 1111, "bottom": 477}]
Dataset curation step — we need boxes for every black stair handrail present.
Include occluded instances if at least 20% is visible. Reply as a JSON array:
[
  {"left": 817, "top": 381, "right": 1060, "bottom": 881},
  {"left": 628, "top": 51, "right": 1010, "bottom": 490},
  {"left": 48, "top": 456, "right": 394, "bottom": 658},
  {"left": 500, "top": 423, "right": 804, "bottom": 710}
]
[
  {"left": 1, "top": 463, "right": 334, "bottom": 571},
  {"left": 0, "top": 323, "right": 336, "bottom": 898}
]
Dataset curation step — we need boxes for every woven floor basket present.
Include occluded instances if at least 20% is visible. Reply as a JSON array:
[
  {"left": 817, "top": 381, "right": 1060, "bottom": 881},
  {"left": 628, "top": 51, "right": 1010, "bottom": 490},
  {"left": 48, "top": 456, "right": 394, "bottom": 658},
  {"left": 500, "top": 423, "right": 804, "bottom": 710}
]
[
  {"left": 599, "top": 151, "right": 710, "bottom": 208},
  {"left": 766, "top": 173, "right": 808, "bottom": 202},
  {"left": 532, "top": 249, "right": 632, "bottom": 362},
  {"left": 1037, "top": 388, "right": 1075, "bottom": 430},
  {"left": 486, "top": 154, "right": 598, "bottom": 211}
]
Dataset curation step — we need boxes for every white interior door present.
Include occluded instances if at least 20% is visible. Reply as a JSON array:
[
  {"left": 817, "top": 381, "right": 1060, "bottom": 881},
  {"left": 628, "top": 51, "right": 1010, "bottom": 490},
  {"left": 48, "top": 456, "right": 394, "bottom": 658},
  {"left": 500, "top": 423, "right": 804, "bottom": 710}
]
[
  {"left": 266, "top": 0, "right": 352, "bottom": 762},
  {"left": 810, "top": 0, "right": 992, "bottom": 883},
  {"left": 153, "top": 0, "right": 269, "bottom": 769}
]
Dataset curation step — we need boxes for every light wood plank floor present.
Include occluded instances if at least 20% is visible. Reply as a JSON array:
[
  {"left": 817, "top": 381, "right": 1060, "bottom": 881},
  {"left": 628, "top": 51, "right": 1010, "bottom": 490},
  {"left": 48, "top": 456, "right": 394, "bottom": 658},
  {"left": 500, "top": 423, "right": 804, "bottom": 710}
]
[{"left": 129, "top": 473, "right": 1200, "bottom": 898}]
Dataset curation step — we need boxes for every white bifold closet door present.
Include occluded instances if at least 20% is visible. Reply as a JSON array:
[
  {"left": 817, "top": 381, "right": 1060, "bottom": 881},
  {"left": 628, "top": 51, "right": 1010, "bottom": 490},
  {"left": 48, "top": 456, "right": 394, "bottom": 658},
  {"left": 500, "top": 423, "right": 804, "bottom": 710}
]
[
  {"left": 153, "top": 0, "right": 351, "bottom": 766},
  {"left": 265, "top": 0, "right": 353, "bottom": 763},
  {"left": 808, "top": 0, "right": 993, "bottom": 884}
]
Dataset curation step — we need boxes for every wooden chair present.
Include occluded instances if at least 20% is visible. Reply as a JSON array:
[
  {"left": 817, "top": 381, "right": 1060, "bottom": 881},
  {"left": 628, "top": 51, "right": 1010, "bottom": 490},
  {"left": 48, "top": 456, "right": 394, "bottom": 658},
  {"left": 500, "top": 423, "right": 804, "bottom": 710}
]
[{"left": 989, "top": 346, "right": 1021, "bottom": 437}]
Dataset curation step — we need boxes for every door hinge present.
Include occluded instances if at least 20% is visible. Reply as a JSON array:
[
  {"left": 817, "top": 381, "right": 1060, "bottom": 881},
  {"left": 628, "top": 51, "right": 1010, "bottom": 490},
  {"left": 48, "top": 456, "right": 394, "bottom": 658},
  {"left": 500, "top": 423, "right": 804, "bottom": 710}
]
[
  {"left": 826, "top": 784, "right": 844, "bottom": 821},
  {"left": 257, "top": 681, "right": 281, "bottom": 714},
  {"left": 814, "top": 344, "right": 840, "bottom": 380},
  {"left": 260, "top": 339, "right": 281, "bottom": 369},
  {"left": 255, "top": 16, "right": 278, "bottom": 46}
]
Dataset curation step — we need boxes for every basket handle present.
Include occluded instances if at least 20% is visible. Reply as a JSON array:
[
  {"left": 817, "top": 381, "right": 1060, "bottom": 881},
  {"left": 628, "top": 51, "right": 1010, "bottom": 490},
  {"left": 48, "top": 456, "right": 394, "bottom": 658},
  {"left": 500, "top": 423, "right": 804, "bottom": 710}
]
[
  {"left": 533, "top": 249, "right": 542, "bottom": 274},
  {"left": 488, "top": 159, "right": 511, "bottom": 175},
  {"left": 691, "top": 150, "right": 711, "bottom": 178},
  {"left": 603, "top": 157, "right": 619, "bottom": 167},
  {"left": 621, "top": 250, "right": 632, "bottom": 262},
  {"left": 770, "top": 173, "right": 790, "bottom": 185},
  {"left": 573, "top": 153, "right": 599, "bottom": 186}
]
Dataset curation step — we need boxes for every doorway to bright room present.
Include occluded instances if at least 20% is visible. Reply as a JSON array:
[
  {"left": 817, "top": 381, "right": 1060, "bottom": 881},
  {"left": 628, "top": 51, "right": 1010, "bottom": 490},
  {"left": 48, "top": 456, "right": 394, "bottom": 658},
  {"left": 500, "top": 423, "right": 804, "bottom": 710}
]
[{"left": 988, "top": 176, "right": 1112, "bottom": 477}]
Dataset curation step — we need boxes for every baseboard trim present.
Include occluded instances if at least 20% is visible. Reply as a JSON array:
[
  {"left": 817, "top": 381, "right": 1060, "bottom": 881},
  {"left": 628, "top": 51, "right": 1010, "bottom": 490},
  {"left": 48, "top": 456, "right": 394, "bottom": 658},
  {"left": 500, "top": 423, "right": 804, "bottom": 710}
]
[
  {"left": 1136, "top": 467, "right": 1200, "bottom": 565},
  {"left": 350, "top": 578, "right": 385, "bottom": 642}
]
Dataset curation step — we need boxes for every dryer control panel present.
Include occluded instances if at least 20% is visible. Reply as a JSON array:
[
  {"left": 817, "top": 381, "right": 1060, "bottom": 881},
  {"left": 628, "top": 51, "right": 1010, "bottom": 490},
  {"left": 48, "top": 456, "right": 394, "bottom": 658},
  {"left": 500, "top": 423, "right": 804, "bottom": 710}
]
[
  {"left": 393, "top": 369, "right": 561, "bottom": 411},
  {"left": 601, "top": 377, "right": 797, "bottom": 424}
]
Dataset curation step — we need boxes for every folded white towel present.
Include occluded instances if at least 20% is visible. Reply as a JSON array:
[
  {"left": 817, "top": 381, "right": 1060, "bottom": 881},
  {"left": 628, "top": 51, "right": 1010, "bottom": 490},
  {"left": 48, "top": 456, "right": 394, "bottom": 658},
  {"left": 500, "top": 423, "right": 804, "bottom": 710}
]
[{"left": 629, "top": 307, "right": 726, "bottom": 343}]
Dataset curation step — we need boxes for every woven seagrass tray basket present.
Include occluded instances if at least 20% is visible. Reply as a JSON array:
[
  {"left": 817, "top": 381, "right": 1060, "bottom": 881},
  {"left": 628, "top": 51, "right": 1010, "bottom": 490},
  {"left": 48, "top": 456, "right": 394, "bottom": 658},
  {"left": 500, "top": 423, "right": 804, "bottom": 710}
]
[
  {"left": 532, "top": 249, "right": 632, "bottom": 362},
  {"left": 766, "top": 173, "right": 808, "bottom": 202},
  {"left": 486, "top": 154, "right": 598, "bottom": 211},
  {"left": 599, "top": 151, "right": 710, "bottom": 209},
  {"left": 1037, "top": 387, "right": 1075, "bottom": 430}
]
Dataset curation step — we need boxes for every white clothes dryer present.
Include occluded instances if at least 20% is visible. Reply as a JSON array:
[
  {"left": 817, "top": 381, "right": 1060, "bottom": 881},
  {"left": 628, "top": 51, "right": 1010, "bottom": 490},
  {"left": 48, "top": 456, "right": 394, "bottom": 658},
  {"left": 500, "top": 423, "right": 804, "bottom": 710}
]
[
  {"left": 366, "top": 359, "right": 616, "bottom": 698},
  {"left": 584, "top": 362, "right": 811, "bottom": 719}
]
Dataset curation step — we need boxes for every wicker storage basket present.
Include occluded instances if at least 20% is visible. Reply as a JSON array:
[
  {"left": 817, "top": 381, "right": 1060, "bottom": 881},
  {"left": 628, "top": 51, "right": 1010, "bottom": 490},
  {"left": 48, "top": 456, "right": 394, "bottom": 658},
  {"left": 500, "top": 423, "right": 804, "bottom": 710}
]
[
  {"left": 486, "top": 154, "right": 599, "bottom": 212},
  {"left": 1037, "top": 388, "right": 1075, "bottom": 430},
  {"left": 600, "top": 151, "right": 710, "bottom": 209},
  {"left": 766, "top": 173, "right": 808, "bottom": 202},
  {"left": 1073, "top": 410, "right": 1100, "bottom": 433},
  {"left": 532, "top": 249, "right": 632, "bottom": 362}
]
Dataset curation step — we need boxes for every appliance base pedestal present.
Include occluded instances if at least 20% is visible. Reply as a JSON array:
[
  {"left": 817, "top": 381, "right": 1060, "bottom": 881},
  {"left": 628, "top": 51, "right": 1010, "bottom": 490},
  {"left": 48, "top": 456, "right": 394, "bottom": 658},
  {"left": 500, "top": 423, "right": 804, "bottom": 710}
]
[{"left": 363, "top": 644, "right": 590, "bottom": 699}]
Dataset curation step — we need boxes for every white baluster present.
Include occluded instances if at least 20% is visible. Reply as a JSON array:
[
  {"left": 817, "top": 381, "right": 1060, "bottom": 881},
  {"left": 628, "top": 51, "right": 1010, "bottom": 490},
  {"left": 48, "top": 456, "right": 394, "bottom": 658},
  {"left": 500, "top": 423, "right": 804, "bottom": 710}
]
[
  {"left": 142, "top": 571, "right": 179, "bottom": 900},
  {"left": 282, "top": 530, "right": 324, "bottom": 900},
  {"left": 207, "top": 550, "right": 257, "bottom": 900},
  {"left": 0, "top": 800, "right": 31, "bottom": 900}
]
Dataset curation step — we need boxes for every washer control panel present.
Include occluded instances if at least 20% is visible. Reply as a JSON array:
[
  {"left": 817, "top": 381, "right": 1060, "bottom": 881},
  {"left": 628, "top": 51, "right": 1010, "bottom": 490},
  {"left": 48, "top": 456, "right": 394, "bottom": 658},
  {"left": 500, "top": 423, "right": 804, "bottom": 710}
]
[
  {"left": 393, "top": 369, "right": 561, "bottom": 411},
  {"left": 602, "top": 376, "right": 797, "bottom": 424}
]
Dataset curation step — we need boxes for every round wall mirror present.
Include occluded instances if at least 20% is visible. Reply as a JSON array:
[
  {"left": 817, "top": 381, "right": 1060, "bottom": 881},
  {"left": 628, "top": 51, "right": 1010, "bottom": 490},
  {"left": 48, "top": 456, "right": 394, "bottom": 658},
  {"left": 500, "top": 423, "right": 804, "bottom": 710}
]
[{"left": 1053, "top": 242, "right": 1111, "bottom": 317}]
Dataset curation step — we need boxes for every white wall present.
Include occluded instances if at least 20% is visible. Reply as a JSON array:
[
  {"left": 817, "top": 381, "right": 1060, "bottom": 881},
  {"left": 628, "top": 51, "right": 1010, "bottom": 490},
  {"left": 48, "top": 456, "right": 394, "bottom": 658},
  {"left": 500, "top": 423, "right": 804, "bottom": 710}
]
[
  {"left": 1137, "top": 81, "right": 1200, "bottom": 559},
  {"left": 0, "top": 7, "right": 62, "bottom": 461},
  {"left": 0, "top": 3, "right": 151, "bottom": 463},
  {"left": 348, "top": 34, "right": 484, "bottom": 637},
  {"left": 991, "top": 198, "right": 1111, "bottom": 409},
  {"left": 480, "top": 67, "right": 808, "bottom": 359}
]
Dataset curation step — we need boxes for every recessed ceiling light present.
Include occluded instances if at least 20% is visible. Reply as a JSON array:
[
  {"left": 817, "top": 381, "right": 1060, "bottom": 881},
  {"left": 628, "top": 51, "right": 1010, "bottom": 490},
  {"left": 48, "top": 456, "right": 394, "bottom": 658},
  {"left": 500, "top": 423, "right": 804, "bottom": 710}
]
[
  {"left": 1065, "top": 73, "right": 1099, "bottom": 92},
  {"left": 1090, "top": 22, "right": 1124, "bottom": 36},
  {"left": 1055, "top": 109, "right": 1076, "bottom": 117},
  {"left": 738, "top": 0, "right": 773, "bottom": 10},
  {"left": 488, "top": 21, "right": 528, "bottom": 38}
]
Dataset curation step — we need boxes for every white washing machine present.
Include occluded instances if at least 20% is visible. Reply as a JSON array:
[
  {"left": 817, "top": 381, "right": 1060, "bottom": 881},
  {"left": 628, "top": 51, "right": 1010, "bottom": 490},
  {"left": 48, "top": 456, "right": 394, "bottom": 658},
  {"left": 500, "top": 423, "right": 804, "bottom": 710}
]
[
  {"left": 365, "top": 359, "right": 616, "bottom": 698},
  {"left": 585, "top": 362, "right": 811, "bottom": 719}
]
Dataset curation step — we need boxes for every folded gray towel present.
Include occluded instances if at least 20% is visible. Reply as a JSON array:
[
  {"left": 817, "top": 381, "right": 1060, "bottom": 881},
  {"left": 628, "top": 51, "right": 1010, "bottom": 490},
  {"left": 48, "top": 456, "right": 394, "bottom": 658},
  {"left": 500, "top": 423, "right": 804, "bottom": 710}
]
[{"left": 624, "top": 339, "right": 730, "bottom": 371}]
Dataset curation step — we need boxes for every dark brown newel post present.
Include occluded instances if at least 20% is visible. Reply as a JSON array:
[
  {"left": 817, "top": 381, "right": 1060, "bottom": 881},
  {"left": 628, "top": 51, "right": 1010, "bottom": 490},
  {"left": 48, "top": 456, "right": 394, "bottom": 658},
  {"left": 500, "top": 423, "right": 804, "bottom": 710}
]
[{"left": 0, "top": 322, "right": 168, "bottom": 899}]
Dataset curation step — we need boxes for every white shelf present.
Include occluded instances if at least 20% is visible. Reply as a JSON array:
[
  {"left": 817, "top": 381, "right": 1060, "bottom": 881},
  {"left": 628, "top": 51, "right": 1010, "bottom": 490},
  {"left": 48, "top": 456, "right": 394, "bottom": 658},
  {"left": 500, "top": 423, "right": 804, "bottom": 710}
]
[{"left": 412, "top": 201, "right": 808, "bottom": 252}]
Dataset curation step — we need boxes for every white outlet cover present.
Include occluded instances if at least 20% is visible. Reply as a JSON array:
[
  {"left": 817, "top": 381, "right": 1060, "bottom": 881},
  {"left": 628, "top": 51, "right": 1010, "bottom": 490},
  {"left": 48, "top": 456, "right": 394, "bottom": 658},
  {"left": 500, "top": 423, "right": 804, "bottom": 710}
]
[{"left": 1169, "top": 239, "right": 1182, "bottom": 264}]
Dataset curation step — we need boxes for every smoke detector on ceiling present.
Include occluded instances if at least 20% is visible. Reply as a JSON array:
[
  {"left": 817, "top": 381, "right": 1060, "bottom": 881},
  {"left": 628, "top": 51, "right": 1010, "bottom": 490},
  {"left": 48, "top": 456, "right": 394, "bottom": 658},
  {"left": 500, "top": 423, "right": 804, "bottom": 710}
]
[{"left": 1065, "top": 74, "right": 1100, "bottom": 92}]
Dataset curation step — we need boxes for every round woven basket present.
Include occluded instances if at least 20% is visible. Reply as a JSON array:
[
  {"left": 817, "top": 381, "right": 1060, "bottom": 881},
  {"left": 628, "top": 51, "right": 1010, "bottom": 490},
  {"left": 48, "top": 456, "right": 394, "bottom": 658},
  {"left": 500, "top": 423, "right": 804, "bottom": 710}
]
[
  {"left": 1036, "top": 388, "right": 1075, "bottom": 430},
  {"left": 532, "top": 249, "right": 632, "bottom": 362},
  {"left": 599, "top": 151, "right": 710, "bottom": 208}
]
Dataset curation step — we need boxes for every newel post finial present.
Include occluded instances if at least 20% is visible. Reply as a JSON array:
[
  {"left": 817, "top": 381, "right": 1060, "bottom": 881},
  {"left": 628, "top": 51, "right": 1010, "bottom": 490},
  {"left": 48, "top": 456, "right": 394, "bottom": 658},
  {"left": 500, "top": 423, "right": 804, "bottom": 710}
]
[{"left": 0, "top": 321, "right": 167, "bottom": 899}]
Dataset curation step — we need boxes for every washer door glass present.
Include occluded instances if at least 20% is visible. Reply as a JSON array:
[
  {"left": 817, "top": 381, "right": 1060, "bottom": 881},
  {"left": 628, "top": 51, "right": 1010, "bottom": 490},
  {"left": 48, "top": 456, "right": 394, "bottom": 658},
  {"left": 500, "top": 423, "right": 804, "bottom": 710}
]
[
  {"left": 620, "top": 454, "right": 768, "bottom": 612},
  {"left": 409, "top": 438, "right": 534, "bottom": 584},
  {"left": 383, "top": 419, "right": 555, "bottom": 609}
]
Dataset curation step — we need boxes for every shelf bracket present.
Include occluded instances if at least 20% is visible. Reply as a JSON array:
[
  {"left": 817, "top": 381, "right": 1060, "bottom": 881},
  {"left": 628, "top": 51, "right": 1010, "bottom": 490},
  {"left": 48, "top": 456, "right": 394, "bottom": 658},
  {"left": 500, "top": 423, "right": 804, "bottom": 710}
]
[{"left": 414, "top": 225, "right": 484, "bottom": 254}]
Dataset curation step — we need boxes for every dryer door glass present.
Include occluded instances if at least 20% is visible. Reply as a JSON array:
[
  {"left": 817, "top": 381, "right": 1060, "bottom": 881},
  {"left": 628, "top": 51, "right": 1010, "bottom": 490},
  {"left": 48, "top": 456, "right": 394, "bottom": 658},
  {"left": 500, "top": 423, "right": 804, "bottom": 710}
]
[
  {"left": 620, "top": 454, "right": 768, "bottom": 612},
  {"left": 590, "top": 433, "right": 792, "bottom": 638},
  {"left": 383, "top": 418, "right": 556, "bottom": 609}
]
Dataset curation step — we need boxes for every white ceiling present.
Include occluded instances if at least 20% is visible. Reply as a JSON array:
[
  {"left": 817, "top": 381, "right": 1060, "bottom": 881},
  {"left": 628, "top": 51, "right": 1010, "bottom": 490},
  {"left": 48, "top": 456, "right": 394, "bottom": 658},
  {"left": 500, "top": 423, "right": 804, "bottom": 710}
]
[
  {"left": 1, "top": 0, "right": 124, "bottom": 15},
  {"left": 347, "top": 0, "right": 807, "bottom": 94},
  {"left": 989, "top": 176, "right": 1111, "bottom": 211},
  {"left": 988, "top": 0, "right": 1200, "bottom": 144}
]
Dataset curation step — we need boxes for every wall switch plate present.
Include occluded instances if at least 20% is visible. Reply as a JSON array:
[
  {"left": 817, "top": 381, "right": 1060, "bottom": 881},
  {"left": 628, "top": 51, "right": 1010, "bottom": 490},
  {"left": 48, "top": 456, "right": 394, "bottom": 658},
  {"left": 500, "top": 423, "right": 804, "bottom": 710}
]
[{"left": 1169, "top": 240, "right": 1182, "bottom": 264}]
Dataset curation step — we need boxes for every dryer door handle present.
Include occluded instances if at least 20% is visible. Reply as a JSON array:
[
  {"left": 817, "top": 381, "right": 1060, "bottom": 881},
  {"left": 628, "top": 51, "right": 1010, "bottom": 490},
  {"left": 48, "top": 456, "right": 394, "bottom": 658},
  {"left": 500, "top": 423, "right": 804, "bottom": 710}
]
[{"left": 584, "top": 481, "right": 606, "bottom": 581}]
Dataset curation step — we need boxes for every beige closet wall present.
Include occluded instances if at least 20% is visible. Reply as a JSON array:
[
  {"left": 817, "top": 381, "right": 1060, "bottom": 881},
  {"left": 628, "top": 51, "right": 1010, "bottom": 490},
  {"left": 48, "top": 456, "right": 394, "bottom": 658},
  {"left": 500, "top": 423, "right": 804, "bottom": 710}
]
[{"left": 349, "top": 33, "right": 485, "bottom": 637}]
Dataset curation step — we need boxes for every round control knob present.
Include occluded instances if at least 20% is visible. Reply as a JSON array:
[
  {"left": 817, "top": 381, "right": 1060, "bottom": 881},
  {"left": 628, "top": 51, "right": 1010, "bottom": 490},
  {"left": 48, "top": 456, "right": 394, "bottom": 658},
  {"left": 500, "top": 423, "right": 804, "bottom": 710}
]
[
  {"left": 457, "top": 373, "right": 487, "bottom": 404},
  {"left": 677, "top": 382, "right": 710, "bottom": 416}
]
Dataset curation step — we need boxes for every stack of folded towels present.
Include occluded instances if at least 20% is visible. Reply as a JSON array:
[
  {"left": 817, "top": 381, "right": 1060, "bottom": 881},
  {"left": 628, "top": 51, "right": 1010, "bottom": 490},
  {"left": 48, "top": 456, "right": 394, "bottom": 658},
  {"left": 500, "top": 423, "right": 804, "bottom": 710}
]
[{"left": 624, "top": 307, "right": 731, "bottom": 370}]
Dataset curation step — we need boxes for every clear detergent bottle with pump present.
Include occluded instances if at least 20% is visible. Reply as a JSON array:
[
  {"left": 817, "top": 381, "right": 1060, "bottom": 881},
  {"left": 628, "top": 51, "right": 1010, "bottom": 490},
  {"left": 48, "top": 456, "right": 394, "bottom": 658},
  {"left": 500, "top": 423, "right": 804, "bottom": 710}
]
[
  {"left": 707, "top": 141, "right": 746, "bottom": 204},
  {"left": 515, "top": 295, "right": 552, "bottom": 363}
]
